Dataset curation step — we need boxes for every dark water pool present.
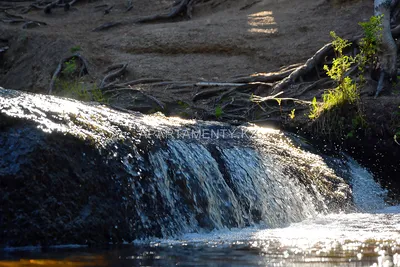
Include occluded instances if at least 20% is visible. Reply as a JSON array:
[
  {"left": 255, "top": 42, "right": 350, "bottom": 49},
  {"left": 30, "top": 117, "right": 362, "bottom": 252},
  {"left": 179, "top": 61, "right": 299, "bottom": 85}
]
[{"left": 1, "top": 208, "right": 399, "bottom": 267}]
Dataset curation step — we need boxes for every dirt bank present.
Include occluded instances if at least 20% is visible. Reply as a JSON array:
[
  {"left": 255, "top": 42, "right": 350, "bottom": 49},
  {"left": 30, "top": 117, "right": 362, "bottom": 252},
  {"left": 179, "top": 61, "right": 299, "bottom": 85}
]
[{"left": 1, "top": 0, "right": 371, "bottom": 91}]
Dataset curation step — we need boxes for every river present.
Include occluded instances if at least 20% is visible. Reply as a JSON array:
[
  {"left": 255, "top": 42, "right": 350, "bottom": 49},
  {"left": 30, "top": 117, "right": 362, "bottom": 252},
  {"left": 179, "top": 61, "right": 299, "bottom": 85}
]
[
  {"left": 1, "top": 89, "right": 399, "bottom": 266},
  {"left": 1, "top": 208, "right": 399, "bottom": 266},
  {"left": 1, "top": 162, "right": 399, "bottom": 267}
]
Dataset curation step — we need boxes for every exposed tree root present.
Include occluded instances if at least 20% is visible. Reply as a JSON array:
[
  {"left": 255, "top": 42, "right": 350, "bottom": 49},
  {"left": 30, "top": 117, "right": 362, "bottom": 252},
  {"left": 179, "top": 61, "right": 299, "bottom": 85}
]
[
  {"left": 272, "top": 43, "right": 333, "bottom": 93},
  {"left": 239, "top": 0, "right": 262, "bottom": 11},
  {"left": 136, "top": 0, "right": 196, "bottom": 24},
  {"left": 48, "top": 17, "right": 400, "bottom": 122},
  {"left": 92, "top": 21, "right": 123, "bottom": 32},
  {"left": 99, "top": 63, "right": 128, "bottom": 89},
  {"left": 17, "top": 0, "right": 80, "bottom": 14},
  {"left": 1, "top": 10, "right": 47, "bottom": 28},
  {"left": 103, "top": 5, "right": 113, "bottom": 15},
  {"left": 125, "top": 0, "right": 133, "bottom": 12},
  {"left": 95, "top": 30, "right": 386, "bottom": 122},
  {"left": 48, "top": 53, "right": 90, "bottom": 94},
  {"left": 228, "top": 64, "right": 302, "bottom": 84},
  {"left": 104, "top": 87, "right": 166, "bottom": 110}
]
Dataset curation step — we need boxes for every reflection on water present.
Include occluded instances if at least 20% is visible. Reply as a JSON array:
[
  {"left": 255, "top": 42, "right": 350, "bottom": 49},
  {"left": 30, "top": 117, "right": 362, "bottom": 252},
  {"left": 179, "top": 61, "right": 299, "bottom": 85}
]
[
  {"left": 0, "top": 256, "right": 107, "bottom": 267},
  {"left": 1, "top": 206, "right": 399, "bottom": 267}
]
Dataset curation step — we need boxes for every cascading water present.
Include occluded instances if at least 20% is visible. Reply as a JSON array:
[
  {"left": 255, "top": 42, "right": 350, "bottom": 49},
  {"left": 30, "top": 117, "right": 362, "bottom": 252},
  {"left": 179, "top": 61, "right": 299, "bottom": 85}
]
[
  {"left": 0, "top": 88, "right": 354, "bottom": 243},
  {"left": 346, "top": 157, "right": 389, "bottom": 212},
  {"left": 0, "top": 88, "right": 399, "bottom": 266}
]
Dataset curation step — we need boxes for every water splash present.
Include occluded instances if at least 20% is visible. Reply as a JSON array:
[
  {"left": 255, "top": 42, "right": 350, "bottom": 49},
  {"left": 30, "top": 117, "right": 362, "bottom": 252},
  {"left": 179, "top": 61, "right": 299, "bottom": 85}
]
[{"left": 346, "top": 157, "right": 388, "bottom": 212}]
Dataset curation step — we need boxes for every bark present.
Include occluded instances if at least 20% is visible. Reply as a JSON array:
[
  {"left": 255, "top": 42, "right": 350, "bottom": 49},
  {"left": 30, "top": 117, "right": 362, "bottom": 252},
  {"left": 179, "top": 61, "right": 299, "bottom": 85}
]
[{"left": 374, "top": 0, "right": 398, "bottom": 96}]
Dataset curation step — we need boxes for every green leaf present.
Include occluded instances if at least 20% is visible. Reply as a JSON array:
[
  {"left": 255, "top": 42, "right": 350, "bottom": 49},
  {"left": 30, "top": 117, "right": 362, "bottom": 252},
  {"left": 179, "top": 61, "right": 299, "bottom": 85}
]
[{"left": 215, "top": 106, "right": 223, "bottom": 119}]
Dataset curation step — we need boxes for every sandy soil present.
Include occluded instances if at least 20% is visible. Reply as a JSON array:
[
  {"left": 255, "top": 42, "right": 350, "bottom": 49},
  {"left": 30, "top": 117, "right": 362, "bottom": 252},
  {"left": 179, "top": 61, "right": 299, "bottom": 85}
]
[{"left": 0, "top": 0, "right": 372, "bottom": 91}]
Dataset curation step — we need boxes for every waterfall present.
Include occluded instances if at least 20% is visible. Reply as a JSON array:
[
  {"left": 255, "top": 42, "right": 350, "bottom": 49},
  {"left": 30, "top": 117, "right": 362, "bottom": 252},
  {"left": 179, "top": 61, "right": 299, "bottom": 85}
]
[
  {"left": 0, "top": 88, "right": 384, "bottom": 246},
  {"left": 346, "top": 157, "right": 388, "bottom": 212}
]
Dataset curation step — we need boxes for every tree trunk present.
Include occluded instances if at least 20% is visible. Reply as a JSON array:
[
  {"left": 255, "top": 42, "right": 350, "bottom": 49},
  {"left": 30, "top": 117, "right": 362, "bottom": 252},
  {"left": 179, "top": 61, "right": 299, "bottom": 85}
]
[{"left": 374, "top": 0, "right": 398, "bottom": 96}]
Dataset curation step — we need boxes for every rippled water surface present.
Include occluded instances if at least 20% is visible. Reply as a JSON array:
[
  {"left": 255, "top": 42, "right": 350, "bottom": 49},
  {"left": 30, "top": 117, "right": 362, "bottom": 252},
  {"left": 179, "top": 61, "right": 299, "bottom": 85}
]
[{"left": 1, "top": 206, "right": 399, "bottom": 267}]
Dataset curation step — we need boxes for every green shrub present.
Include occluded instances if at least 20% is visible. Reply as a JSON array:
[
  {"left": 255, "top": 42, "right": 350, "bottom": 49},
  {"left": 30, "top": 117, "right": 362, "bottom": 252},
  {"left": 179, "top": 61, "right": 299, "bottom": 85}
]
[
  {"left": 357, "top": 15, "right": 383, "bottom": 69},
  {"left": 309, "top": 32, "right": 359, "bottom": 119}
]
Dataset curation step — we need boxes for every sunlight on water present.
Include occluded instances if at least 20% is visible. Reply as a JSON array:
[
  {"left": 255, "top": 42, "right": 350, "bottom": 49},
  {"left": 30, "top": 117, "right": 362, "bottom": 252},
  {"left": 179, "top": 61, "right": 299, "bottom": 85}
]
[
  {"left": 1, "top": 88, "right": 399, "bottom": 266},
  {"left": 0, "top": 256, "right": 107, "bottom": 267},
  {"left": 142, "top": 207, "right": 400, "bottom": 266},
  {"left": 346, "top": 157, "right": 389, "bottom": 212},
  {"left": 4, "top": 209, "right": 398, "bottom": 267}
]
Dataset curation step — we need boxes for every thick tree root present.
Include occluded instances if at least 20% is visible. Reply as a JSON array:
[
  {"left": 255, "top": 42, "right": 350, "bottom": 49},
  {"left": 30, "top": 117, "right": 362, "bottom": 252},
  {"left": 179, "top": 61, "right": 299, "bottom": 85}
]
[
  {"left": 1, "top": 10, "right": 47, "bottom": 28},
  {"left": 272, "top": 43, "right": 333, "bottom": 93},
  {"left": 228, "top": 64, "right": 302, "bottom": 84}
]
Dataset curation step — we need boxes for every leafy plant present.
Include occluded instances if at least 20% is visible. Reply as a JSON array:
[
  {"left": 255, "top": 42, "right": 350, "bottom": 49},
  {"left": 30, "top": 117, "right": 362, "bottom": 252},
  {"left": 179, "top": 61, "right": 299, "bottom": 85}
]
[
  {"left": 309, "top": 32, "right": 359, "bottom": 119},
  {"left": 56, "top": 79, "right": 106, "bottom": 103},
  {"left": 62, "top": 58, "right": 77, "bottom": 77},
  {"left": 357, "top": 15, "right": 383, "bottom": 69},
  {"left": 346, "top": 115, "right": 364, "bottom": 139},
  {"left": 70, "top": 45, "right": 82, "bottom": 54},
  {"left": 289, "top": 109, "right": 296, "bottom": 120},
  {"left": 308, "top": 31, "right": 367, "bottom": 139},
  {"left": 324, "top": 32, "right": 355, "bottom": 86},
  {"left": 215, "top": 106, "right": 223, "bottom": 119},
  {"left": 309, "top": 97, "right": 319, "bottom": 119},
  {"left": 91, "top": 85, "right": 107, "bottom": 103},
  {"left": 56, "top": 79, "right": 88, "bottom": 100}
]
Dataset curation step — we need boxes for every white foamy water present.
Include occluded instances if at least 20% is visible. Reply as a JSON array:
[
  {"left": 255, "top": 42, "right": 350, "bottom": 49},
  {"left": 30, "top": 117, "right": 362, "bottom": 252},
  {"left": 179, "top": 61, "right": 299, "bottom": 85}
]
[
  {"left": 346, "top": 157, "right": 389, "bottom": 212},
  {"left": 137, "top": 161, "right": 400, "bottom": 266}
]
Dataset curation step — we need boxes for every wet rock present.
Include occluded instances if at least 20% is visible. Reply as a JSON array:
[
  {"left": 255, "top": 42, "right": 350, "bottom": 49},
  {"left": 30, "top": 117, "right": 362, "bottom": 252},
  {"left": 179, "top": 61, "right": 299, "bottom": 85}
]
[{"left": 0, "top": 88, "right": 353, "bottom": 247}]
